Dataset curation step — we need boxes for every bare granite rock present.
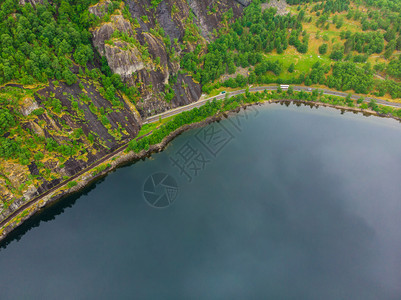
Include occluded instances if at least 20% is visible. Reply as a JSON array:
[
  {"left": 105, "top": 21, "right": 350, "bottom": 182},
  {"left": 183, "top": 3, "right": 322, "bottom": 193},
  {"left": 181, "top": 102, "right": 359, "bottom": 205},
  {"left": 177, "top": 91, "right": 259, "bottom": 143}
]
[
  {"left": 20, "top": 98, "right": 39, "bottom": 117},
  {"left": 92, "top": 14, "right": 134, "bottom": 56},
  {"left": 104, "top": 41, "right": 145, "bottom": 77},
  {"left": 262, "top": 0, "right": 289, "bottom": 15},
  {"left": 235, "top": 0, "right": 252, "bottom": 6},
  {"left": 90, "top": 0, "right": 247, "bottom": 117},
  {"left": 92, "top": 23, "right": 115, "bottom": 56},
  {"left": 89, "top": 0, "right": 111, "bottom": 18}
]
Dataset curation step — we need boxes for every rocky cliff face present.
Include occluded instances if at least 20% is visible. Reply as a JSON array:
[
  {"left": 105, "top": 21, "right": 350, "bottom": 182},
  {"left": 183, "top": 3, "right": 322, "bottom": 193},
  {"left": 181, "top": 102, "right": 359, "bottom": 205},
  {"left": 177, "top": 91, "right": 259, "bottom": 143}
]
[
  {"left": 188, "top": 0, "right": 245, "bottom": 40},
  {"left": 90, "top": 0, "right": 248, "bottom": 117},
  {"left": 235, "top": 0, "right": 252, "bottom": 6},
  {"left": 0, "top": 79, "right": 142, "bottom": 221}
]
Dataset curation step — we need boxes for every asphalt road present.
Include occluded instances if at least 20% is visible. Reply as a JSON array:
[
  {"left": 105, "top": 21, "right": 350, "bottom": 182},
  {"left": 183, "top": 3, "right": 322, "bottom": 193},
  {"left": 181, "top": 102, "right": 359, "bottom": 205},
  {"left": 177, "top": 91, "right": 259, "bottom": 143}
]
[{"left": 144, "top": 85, "right": 401, "bottom": 124}]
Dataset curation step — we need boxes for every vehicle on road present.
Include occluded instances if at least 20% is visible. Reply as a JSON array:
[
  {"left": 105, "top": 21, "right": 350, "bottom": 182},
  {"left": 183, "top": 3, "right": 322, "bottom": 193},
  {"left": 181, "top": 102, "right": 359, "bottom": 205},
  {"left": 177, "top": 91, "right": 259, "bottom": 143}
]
[
  {"left": 221, "top": 91, "right": 226, "bottom": 94},
  {"left": 280, "top": 85, "right": 289, "bottom": 89}
]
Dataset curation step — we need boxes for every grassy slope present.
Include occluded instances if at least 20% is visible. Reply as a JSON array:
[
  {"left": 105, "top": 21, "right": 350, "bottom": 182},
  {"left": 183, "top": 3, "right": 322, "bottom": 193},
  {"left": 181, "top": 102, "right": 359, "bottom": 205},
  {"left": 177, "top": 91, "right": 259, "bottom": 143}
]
[{"left": 212, "top": 1, "right": 401, "bottom": 102}]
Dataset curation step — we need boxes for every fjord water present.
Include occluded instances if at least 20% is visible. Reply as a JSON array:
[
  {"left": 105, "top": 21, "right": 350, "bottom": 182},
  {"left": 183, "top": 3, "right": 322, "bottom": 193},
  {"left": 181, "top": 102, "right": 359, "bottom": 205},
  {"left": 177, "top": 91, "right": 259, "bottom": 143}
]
[{"left": 1, "top": 103, "right": 401, "bottom": 299}]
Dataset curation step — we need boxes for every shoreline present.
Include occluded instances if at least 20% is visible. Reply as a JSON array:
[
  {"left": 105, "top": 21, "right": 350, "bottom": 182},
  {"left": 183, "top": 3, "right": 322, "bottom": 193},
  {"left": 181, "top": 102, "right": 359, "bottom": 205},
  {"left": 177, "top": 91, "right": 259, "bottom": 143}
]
[{"left": 0, "top": 98, "right": 399, "bottom": 244}]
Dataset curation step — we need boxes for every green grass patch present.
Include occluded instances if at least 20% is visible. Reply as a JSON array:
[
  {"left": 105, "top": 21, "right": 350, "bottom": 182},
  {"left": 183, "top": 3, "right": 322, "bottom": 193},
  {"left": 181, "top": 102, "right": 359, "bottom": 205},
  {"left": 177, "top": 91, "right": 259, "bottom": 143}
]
[{"left": 263, "top": 52, "right": 331, "bottom": 81}]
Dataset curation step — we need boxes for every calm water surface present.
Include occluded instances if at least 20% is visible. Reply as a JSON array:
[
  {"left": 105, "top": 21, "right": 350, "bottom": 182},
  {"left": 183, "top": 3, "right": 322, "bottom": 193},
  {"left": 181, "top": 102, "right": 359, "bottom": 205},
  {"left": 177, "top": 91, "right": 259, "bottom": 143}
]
[{"left": 1, "top": 103, "right": 401, "bottom": 299}]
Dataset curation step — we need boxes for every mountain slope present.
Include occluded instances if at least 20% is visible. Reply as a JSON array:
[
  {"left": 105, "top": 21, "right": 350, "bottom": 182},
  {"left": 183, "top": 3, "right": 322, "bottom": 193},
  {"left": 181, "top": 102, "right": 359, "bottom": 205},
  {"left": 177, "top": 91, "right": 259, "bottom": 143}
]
[{"left": 0, "top": 0, "right": 249, "bottom": 222}]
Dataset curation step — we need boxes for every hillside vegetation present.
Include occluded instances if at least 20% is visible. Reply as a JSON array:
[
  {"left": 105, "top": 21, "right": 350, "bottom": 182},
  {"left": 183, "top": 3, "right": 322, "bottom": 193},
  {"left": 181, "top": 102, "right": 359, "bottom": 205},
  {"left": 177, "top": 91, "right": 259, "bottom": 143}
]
[{"left": 190, "top": 0, "right": 401, "bottom": 100}]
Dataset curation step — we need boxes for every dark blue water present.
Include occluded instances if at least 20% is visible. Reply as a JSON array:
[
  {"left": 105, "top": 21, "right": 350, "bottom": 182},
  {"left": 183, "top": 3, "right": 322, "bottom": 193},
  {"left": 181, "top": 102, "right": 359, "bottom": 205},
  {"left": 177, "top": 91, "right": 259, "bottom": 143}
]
[{"left": 1, "top": 103, "right": 401, "bottom": 299}]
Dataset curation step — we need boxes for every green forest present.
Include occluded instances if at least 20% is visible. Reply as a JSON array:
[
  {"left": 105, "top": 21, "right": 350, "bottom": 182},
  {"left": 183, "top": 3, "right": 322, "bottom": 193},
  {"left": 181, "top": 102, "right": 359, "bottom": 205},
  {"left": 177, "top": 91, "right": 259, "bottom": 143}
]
[
  {"left": 182, "top": 0, "right": 401, "bottom": 99},
  {"left": 0, "top": 0, "right": 97, "bottom": 85}
]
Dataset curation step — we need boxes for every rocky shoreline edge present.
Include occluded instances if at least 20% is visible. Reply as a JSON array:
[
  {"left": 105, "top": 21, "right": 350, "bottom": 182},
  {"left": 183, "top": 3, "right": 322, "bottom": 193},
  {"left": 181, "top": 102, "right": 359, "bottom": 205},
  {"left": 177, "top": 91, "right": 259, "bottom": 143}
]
[{"left": 0, "top": 98, "right": 399, "bottom": 244}]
